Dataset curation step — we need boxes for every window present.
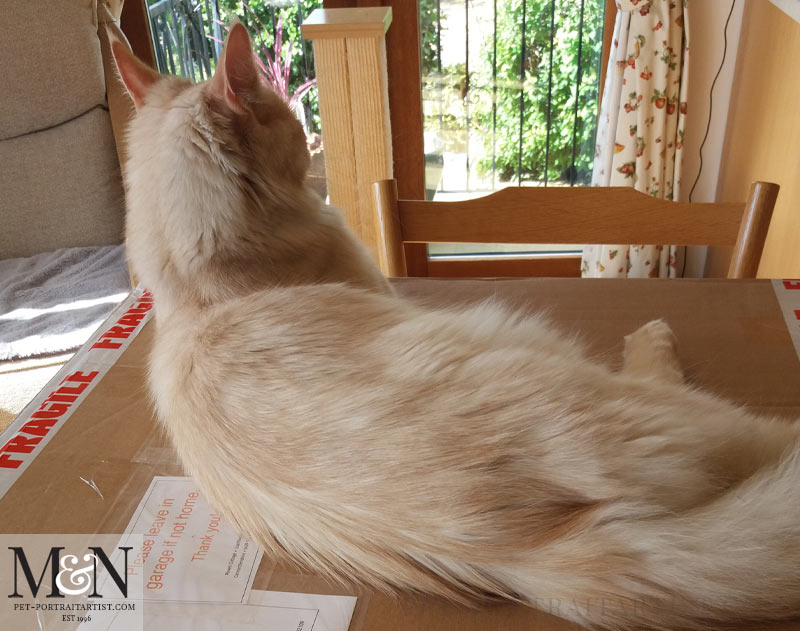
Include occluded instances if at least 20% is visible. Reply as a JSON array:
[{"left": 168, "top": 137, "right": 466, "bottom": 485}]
[{"left": 419, "top": 0, "right": 607, "bottom": 261}]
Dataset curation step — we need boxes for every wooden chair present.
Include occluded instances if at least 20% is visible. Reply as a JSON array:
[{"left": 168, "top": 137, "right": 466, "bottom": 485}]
[{"left": 372, "top": 180, "right": 779, "bottom": 279}]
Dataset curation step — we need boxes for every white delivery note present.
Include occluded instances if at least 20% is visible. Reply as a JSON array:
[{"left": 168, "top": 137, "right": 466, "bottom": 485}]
[
  {"left": 84, "top": 477, "right": 358, "bottom": 631},
  {"left": 122, "top": 476, "right": 263, "bottom": 603},
  {"left": 247, "top": 591, "right": 357, "bottom": 631},
  {"left": 81, "top": 590, "right": 357, "bottom": 631},
  {"left": 138, "top": 591, "right": 357, "bottom": 631}
]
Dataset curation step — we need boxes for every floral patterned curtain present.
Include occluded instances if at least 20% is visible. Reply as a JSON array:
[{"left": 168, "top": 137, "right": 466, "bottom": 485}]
[{"left": 581, "top": 0, "right": 689, "bottom": 278}]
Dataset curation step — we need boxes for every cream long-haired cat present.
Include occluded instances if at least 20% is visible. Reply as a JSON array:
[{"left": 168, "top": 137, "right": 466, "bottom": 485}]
[{"left": 112, "top": 24, "right": 800, "bottom": 630}]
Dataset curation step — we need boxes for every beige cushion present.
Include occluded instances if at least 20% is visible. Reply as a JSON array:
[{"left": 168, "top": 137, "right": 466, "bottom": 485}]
[
  {"left": 0, "top": 106, "right": 125, "bottom": 259},
  {"left": 0, "top": 0, "right": 106, "bottom": 141}
]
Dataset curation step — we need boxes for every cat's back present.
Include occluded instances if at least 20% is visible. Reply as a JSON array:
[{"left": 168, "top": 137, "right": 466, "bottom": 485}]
[
  {"left": 148, "top": 282, "right": 602, "bottom": 456},
  {"left": 148, "top": 284, "right": 408, "bottom": 417}
]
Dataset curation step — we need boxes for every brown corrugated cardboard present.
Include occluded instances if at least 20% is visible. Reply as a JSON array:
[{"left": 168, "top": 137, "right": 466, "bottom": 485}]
[{"left": 2, "top": 278, "right": 799, "bottom": 630}]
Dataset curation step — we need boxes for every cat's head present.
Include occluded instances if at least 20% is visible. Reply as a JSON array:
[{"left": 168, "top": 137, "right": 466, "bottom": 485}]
[
  {"left": 110, "top": 23, "right": 326, "bottom": 310},
  {"left": 111, "top": 23, "right": 390, "bottom": 311},
  {"left": 111, "top": 21, "right": 310, "bottom": 201}
]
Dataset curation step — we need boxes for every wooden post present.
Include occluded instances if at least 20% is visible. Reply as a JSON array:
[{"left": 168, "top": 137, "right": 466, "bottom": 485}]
[
  {"left": 322, "top": 0, "right": 428, "bottom": 276},
  {"left": 302, "top": 8, "right": 394, "bottom": 268}
]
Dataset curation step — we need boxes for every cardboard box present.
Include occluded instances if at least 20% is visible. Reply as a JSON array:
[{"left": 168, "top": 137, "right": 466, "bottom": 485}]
[{"left": 2, "top": 278, "right": 799, "bottom": 630}]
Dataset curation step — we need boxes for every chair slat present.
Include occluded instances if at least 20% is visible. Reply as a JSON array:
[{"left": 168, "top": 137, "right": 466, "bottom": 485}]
[{"left": 398, "top": 187, "right": 745, "bottom": 246}]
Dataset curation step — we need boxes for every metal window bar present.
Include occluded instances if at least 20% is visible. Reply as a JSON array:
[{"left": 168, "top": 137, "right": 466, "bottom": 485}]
[
  {"left": 184, "top": 8, "right": 201, "bottom": 78},
  {"left": 516, "top": 0, "right": 527, "bottom": 185},
  {"left": 491, "top": 0, "right": 497, "bottom": 190},
  {"left": 569, "top": 0, "right": 587, "bottom": 186},
  {"left": 207, "top": 0, "right": 223, "bottom": 60},
  {"left": 544, "top": 0, "right": 556, "bottom": 186},
  {"left": 464, "top": 0, "right": 470, "bottom": 192},
  {"left": 295, "top": 0, "right": 314, "bottom": 132},
  {"left": 152, "top": 14, "right": 169, "bottom": 73},
  {"left": 167, "top": 2, "right": 186, "bottom": 76},
  {"left": 437, "top": 0, "right": 443, "bottom": 138},
  {"left": 164, "top": 17, "right": 177, "bottom": 75},
  {"left": 189, "top": 5, "right": 213, "bottom": 79}
]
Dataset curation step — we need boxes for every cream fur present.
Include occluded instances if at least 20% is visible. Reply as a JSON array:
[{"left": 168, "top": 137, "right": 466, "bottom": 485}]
[{"left": 115, "top": 26, "right": 800, "bottom": 630}]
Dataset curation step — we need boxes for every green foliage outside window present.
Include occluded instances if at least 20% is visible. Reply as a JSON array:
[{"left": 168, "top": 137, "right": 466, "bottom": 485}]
[
  {"left": 218, "top": 0, "right": 322, "bottom": 130},
  {"left": 419, "top": 0, "right": 442, "bottom": 76},
  {"left": 480, "top": 0, "right": 604, "bottom": 184},
  {"left": 417, "top": 0, "right": 605, "bottom": 187},
  {"left": 148, "top": 0, "right": 322, "bottom": 131}
]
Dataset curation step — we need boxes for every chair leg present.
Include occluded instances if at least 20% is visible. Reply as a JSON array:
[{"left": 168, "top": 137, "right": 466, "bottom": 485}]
[
  {"left": 728, "top": 181, "right": 779, "bottom": 279},
  {"left": 373, "top": 179, "right": 408, "bottom": 277}
]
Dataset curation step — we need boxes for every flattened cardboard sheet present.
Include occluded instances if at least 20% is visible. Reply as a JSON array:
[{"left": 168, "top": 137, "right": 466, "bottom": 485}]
[
  {"left": 0, "top": 288, "right": 153, "bottom": 497},
  {"left": 2, "top": 279, "right": 800, "bottom": 631}
]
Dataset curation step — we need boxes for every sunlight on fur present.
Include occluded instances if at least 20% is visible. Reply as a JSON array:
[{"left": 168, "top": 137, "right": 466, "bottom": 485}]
[{"left": 111, "top": 23, "right": 800, "bottom": 630}]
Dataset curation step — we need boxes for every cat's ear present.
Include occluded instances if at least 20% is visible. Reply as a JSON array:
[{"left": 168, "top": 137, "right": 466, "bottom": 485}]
[
  {"left": 210, "top": 21, "right": 259, "bottom": 114},
  {"left": 111, "top": 39, "right": 160, "bottom": 109}
]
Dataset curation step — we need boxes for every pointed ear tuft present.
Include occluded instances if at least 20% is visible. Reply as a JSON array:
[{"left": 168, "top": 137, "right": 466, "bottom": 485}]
[
  {"left": 111, "top": 39, "right": 160, "bottom": 110},
  {"left": 210, "top": 21, "right": 259, "bottom": 114}
]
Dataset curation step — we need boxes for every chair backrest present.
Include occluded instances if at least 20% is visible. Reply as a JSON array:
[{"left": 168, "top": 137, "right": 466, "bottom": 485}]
[{"left": 372, "top": 180, "right": 779, "bottom": 279}]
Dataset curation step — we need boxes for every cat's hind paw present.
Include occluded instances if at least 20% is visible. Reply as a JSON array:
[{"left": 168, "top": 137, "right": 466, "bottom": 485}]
[{"left": 622, "top": 319, "right": 683, "bottom": 383}]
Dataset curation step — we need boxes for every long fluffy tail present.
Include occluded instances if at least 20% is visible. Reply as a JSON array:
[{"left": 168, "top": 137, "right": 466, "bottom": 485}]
[{"left": 500, "top": 444, "right": 800, "bottom": 630}]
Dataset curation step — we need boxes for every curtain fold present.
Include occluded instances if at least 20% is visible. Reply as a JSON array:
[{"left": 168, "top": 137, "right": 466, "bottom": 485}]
[{"left": 582, "top": 0, "right": 689, "bottom": 278}]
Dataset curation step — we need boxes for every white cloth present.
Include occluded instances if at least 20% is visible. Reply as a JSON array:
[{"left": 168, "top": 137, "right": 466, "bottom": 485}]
[
  {"left": 582, "top": 0, "right": 690, "bottom": 278},
  {"left": 0, "top": 245, "right": 130, "bottom": 360}
]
